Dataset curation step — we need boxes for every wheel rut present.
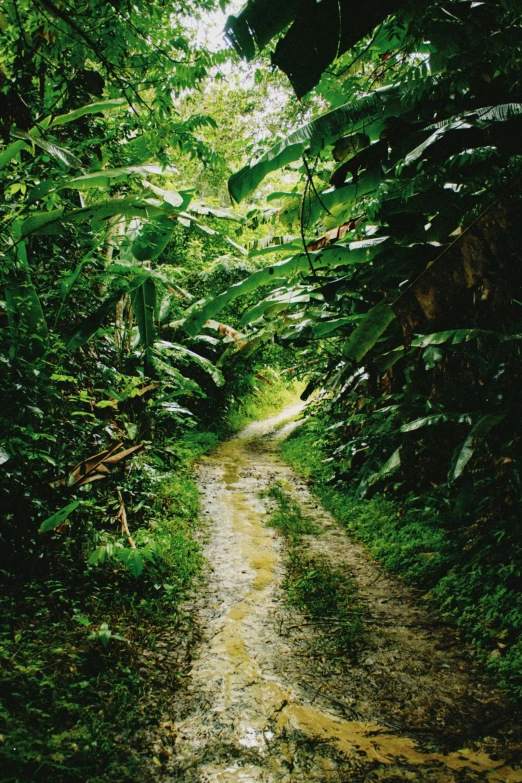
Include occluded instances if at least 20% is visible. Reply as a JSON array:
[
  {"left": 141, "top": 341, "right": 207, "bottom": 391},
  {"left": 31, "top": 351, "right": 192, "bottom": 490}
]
[{"left": 165, "top": 404, "right": 522, "bottom": 783}]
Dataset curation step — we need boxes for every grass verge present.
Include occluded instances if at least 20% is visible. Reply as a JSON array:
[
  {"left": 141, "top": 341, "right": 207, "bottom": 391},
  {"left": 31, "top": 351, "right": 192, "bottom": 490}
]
[
  {"left": 280, "top": 417, "right": 522, "bottom": 701},
  {"left": 0, "top": 430, "right": 218, "bottom": 783}
]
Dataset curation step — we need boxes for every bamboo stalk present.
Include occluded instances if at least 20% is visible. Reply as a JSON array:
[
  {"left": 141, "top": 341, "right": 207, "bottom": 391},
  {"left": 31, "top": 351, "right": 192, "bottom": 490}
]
[{"left": 116, "top": 488, "right": 136, "bottom": 548}]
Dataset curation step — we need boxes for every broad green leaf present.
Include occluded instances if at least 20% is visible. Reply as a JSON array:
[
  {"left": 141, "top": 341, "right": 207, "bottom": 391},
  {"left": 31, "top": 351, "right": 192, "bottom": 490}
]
[
  {"left": 12, "top": 128, "right": 82, "bottom": 168},
  {"left": 40, "top": 500, "right": 80, "bottom": 532},
  {"left": 228, "top": 84, "right": 401, "bottom": 202},
  {"left": 67, "top": 275, "right": 149, "bottom": 349},
  {"left": 343, "top": 301, "right": 395, "bottom": 363},
  {"left": 403, "top": 121, "right": 472, "bottom": 167},
  {"left": 21, "top": 196, "right": 162, "bottom": 237},
  {"left": 62, "top": 165, "right": 177, "bottom": 191},
  {"left": 281, "top": 170, "right": 382, "bottom": 228},
  {"left": 401, "top": 413, "right": 471, "bottom": 433},
  {"left": 248, "top": 235, "right": 302, "bottom": 258},
  {"left": 142, "top": 179, "right": 188, "bottom": 208},
  {"left": 118, "top": 548, "right": 144, "bottom": 578},
  {"left": 153, "top": 359, "right": 203, "bottom": 395},
  {"left": 131, "top": 278, "right": 156, "bottom": 374},
  {"left": 21, "top": 208, "right": 65, "bottom": 237},
  {"left": 312, "top": 316, "right": 361, "bottom": 338},
  {"left": 27, "top": 179, "right": 56, "bottom": 204},
  {"left": 188, "top": 202, "right": 245, "bottom": 222},
  {"left": 50, "top": 98, "right": 127, "bottom": 127},
  {"left": 131, "top": 215, "right": 176, "bottom": 261},
  {"left": 184, "top": 238, "right": 388, "bottom": 337},
  {"left": 423, "top": 344, "right": 444, "bottom": 369},
  {"left": 375, "top": 346, "right": 405, "bottom": 371},
  {"left": 155, "top": 341, "right": 224, "bottom": 386},
  {"left": 225, "top": 2, "right": 299, "bottom": 60},
  {"left": 0, "top": 139, "right": 28, "bottom": 170},
  {"left": 367, "top": 448, "right": 401, "bottom": 487},
  {"left": 240, "top": 291, "right": 311, "bottom": 325},
  {"left": 449, "top": 412, "right": 505, "bottom": 483}
]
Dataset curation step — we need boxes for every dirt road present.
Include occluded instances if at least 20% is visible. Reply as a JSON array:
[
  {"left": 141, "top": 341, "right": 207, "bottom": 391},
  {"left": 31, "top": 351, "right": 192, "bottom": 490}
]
[{"left": 166, "top": 404, "right": 522, "bottom": 782}]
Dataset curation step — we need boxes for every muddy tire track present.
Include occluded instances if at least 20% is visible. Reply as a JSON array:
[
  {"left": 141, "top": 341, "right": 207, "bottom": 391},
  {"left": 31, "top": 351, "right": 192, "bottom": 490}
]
[{"left": 163, "top": 405, "right": 522, "bottom": 783}]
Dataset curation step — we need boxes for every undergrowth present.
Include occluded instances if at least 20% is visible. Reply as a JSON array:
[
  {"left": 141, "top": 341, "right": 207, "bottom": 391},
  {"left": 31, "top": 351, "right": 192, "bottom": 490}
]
[
  {"left": 263, "top": 483, "right": 318, "bottom": 537},
  {"left": 284, "top": 550, "right": 365, "bottom": 657},
  {"left": 0, "top": 430, "right": 216, "bottom": 783},
  {"left": 263, "top": 481, "right": 364, "bottom": 658},
  {"left": 281, "top": 418, "right": 522, "bottom": 701}
]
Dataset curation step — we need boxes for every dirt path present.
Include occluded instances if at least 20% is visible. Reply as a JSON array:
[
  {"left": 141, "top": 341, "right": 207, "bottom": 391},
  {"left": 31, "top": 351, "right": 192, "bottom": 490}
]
[{"left": 166, "top": 404, "right": 522, "bottom": 782}]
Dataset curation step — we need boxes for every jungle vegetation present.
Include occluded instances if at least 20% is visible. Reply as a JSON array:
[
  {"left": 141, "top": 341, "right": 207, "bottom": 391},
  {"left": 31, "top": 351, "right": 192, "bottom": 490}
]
[{"left": 1, "top": 0, "right": 521, "bottom": 778}]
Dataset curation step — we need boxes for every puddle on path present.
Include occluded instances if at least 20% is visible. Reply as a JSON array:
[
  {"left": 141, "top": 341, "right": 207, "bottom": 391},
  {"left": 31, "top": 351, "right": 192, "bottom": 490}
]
[{"left": 166, "top": 404, "right": 522, "bottom": 783}]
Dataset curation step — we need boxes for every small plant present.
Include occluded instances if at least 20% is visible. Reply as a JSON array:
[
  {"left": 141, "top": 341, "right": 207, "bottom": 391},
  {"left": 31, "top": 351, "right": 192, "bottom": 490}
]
[
  {"left": 263, "top": 482, "right": 318, "bottom": 538},
  {"left": 284, "top": 550, "right": 365, "bottom": 657},
  {"left": 264, "top": 481, "right": 364, "bottom": 657},
  {"left": 88, "top": 622, "right": 127, "bottom": 647}
]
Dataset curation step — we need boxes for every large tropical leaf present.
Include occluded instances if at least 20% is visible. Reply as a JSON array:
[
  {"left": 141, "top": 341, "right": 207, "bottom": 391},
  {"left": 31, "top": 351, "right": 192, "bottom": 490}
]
[
  {"left": 67, "top": 275, "right": 149, "bottom": 350},
  {"left": 183, "top": 237, "right": 389, "bottom": 336},
  {"left": 400, "top": 413, "right": 471, "bottom": 433},
  {"left": 61, "top": 164, "right": 177, "bottom": 191},
  {"left": 240, "top": 287, "right": 312, "bottom": 325},
  {"left": 131, "top": 278, "right": 156, "bottom": 374},
  {"left": 226, "top": 0, "right": 408, "bottom": 98},
  {"left": 40, "top": 500, "right": 80, "bottom": 533},
  {"left": 187, "top": 202, "right": 245, "bottom": 222},
  {"left": 131, "top": 215, "right": 176, "bottom": 261},
  {"left": 367, "top": 447, "right": 401, "bottom": 487},
  {"left": 448, "top": 412, "right": 505, "bottom": 483},
  {"left": 0, "top": 139, "right": 28, "bottom": 170},
  {"left": 280, "top": 170, "right": 382, "bottom": 229},
  {"left": 312, "top": 315, "right": 361, "bottom": 338},
  {"left": 20, "top": 196, "right": 163, "bottom": 238},
  {"left": 343, "top": 301, "right": 396, "bottom": 362},
  {"left": 155, "top": 341, "right": 224, "bottom": 386},
  {"left": 248, "top": 235, "right": 302, "bottom": 257},
  {"left": 50, "top": 98, "right": 127, "bottom": 127},
  {"left": 228, "top": 84, "right": 401, "bottom": 203},
  {"left": 225, "top": 1, "right": 300, "bottom": 60},
  {"left": 11, "top": 128, "right": 82, "bottom": 168}
]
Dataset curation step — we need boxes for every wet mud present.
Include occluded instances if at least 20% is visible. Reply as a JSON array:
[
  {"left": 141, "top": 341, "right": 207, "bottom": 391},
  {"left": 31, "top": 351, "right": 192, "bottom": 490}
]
[{"left": 163, "top": 404, "right": 522, "bottom": 782}]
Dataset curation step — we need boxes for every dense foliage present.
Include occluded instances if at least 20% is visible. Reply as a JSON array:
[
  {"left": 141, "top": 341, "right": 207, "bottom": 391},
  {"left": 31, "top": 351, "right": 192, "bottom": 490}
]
[
  {"left": 186, "top": 0, "right": 522, "bottom": 694},
  {"left": 0, "top": 2, "right": 296, "bottom": 778},
  {"left": 1, "top": 0, "right": 522, "bottom": 776}
]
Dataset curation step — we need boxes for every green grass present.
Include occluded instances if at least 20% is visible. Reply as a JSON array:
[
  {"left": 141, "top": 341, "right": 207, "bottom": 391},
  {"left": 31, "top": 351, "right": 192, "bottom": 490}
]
[
  {"left": 226, "top": 377, "right": 303, "bottom": 431},
  {"left": 283, "top": 549, "right": 365, "bottom": 657},
  {"left": 263, "top": 482, "right": 364, "bottom": 658},
  {"left": 281, "top": 418, "right": 522, "bottom": 701},
  {"left": 262, "top": 482, "right": 319, "bottom": 538}
]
